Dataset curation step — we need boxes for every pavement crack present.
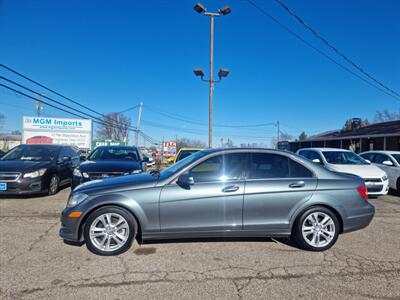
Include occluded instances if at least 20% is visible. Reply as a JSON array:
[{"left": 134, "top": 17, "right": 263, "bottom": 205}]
[{"left": 27, "top": 222, "right": 58, "bottom": 252}]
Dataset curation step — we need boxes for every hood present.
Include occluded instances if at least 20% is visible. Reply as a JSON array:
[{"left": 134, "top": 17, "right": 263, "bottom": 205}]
[
  {"left": 326, "top": 163, "right": 386, "bottom": 179},
  {"left": 79, "top": 160, "right": 142, "bottom": 172},
  {"left": 0, "top": 160, "right": 53, "bottom": 173},
  {"left": 74, "top": 172, "right": 159, "bottom": 193}
]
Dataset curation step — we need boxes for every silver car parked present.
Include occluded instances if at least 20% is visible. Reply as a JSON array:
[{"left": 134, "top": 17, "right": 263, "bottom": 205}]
[{"left": 60, "top": 148, "right": 374, "bottom": 256}]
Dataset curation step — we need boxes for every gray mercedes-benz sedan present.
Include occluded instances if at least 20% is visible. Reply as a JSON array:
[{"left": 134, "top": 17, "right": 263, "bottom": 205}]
[{"left": 60, "top": 148, "right": 374, "bottom": 256}]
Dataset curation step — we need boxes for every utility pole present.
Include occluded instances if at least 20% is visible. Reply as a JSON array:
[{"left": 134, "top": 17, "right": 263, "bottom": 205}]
[
  {"left": 35, "top": 94, "right": 43, "bottom": 116},
  {"left": 193, "top": 3, "right": 231, "bottom": 149},
  {"left": 135, "top": 102, "right": 143, "bottom": 147},
  {"left": 208, "top": 14, "right": 215, "bottom": 149}
]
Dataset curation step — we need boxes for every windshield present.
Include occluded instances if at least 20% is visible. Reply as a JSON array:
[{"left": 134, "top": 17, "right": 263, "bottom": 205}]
[
  {"left": 88, "top": 148, "right": 139, "bottom": 161},
  {"left": 160, "top": 150, "right": 209, "bottom": 177},
  {"left": 391, "top": 154, "right": 400, "bottom": 165},
  {"left": 176, "top": 150, "right": 200, "bottom": 162},
  {"left": 1, "top": 146, "right": 58, "bottom": 161},
  {"left": 322, "top": 151, "right": 368, "bottom": 165}
]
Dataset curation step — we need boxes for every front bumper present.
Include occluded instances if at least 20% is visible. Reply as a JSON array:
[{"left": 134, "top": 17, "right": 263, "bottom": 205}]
[
  {"left": 0, "top": 177, "right": 45, "bottom": 195},
  {"left": 59, "top": 208, "right": 84, "bottom": 242},
  {"left": 365, "top": 180, "right": 389, "bottom": 196}
]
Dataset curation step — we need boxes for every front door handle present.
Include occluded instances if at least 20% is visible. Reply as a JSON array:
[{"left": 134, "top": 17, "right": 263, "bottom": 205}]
[
  {"left": 222, "top": 185, "right": 240, "bottom": 193},
  {"left": 289, "top": 181, "right": 305, "bottom": 188}
]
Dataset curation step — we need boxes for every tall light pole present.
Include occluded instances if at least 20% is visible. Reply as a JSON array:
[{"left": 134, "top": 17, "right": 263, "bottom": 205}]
[{"left": 193, "top": 3, "right": 231, "bottom": 148}]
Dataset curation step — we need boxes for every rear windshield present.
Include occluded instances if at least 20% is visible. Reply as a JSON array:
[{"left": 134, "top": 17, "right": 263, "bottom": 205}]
[
  {"left": 88, "top": 148, "right": 139, "bottom": 161},
  {"left": 322, "top": 151, "right": 367, "bottom": 165}
]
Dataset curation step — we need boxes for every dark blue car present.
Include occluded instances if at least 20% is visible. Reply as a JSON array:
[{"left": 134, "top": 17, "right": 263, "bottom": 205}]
[{"left": 72, "top": 146, "right": 148, "bottom": 190}]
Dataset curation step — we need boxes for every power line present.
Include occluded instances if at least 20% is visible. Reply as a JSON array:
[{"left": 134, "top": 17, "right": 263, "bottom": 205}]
[
  {"left": 274, "top": 0, "right": 400, "bottom": 99},
  {"left": 0, "top": 65, "right": 159, "bottom": 143},
  {"left": 0, "top": 64, "right": 108, "bottom": 117},
  {"left": 145, "top": 105, "right": 278, "bottom": 128},
  {"left": 0, "top": 82, "right": 160, "bottom": 145},
  {"left": 246, "top": 0, "right": 400, "bottom": 102}
]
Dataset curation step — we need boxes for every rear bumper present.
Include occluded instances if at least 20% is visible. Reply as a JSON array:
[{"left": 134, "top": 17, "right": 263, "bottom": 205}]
[{"left": 342, "top": 205, "right": 375, "bottom": 233}]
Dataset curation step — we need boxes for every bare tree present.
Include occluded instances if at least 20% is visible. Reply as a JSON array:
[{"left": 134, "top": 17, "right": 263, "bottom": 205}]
[
  {"left": 96, "top": 112, "right": 131, "bottom": 142},
  {"left": 374, "top": 109, "right": 400, "bottom": 122},
  {"left": 176, "top": 137, "right": 206, "bottom": 151},
  {"left": 298, "top": 131, "right": 307, "bottom": 141},
  {"left": 270, "top": 131, "right": 293, "bottom": 148}
]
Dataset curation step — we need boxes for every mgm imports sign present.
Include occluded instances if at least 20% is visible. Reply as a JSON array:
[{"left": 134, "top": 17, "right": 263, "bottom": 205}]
[{"left": 22, "top": 116, "right": 92, "bottom": 149}]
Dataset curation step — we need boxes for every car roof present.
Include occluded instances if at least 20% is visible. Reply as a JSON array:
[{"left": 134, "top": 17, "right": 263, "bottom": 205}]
[
  {"left": 179, "top": 148, "right": 203, "bottom": 151},
  {"left": 361, "top": 150, "right": 400, "bottom": 154},
  {"left": 204, "top": 147, "right": 292, "bottom": 154},
  {"left": 95, "top": 146, "right": 138, "bottom": 150},
  {"left": 20, "top": 144, "right": 64, "bottom": 148},
  {"left": 297, "top": 148, "right": 350, "bottom": 152}
]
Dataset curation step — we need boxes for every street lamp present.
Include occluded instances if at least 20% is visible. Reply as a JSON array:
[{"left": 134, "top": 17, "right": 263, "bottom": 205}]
[{"left": 193, "top": 3, "right": 231, "bottom": 148}]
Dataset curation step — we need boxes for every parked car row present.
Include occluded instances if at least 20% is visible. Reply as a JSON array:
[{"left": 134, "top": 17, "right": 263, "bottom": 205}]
[
  {"left": 0, "top": 144, "right": 149, "bottom": 195},
  {"left": 296, "top": 148, "right": 399, "bottom": 195}
]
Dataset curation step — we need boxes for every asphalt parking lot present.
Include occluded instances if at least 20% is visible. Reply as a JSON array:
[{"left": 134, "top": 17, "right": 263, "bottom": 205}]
[{"left": 1, "top": 189, "right": 399, "bottom": 300}]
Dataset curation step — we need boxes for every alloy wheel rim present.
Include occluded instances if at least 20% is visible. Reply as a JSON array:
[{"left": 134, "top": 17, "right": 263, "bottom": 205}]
[
  {"left": 89, "top": 213, "right": 130, "bottom": 252},
  {"left": 50, "top": 177, "right": 58, "bottom": 193},
  {"left": 302, "top": 212, "right": 335, "bottom": 248}
]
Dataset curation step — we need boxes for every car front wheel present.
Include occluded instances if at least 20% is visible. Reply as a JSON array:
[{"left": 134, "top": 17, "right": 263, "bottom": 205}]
[
  {"left": 292, "top": 206, "right": 339, "bottom": 251},
  {"left": 48, "top": 175, "right": 59, "bottom": 195},
  {"left": 84, "top": 206, "right": 136, "bottom": 256}
]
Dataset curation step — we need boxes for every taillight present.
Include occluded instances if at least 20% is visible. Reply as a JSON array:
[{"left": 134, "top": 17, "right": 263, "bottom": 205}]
[{"left": 357, "top": 185, "right": 368, "bottom": 200}]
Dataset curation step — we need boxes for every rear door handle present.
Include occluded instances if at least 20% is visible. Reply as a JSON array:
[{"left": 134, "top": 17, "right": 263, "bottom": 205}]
[
  {"left": 222, "top": 185, "right": 240, "bottom": 193},
  {"left": 289, "top": 181, "right": 305, "bottom": 188}
]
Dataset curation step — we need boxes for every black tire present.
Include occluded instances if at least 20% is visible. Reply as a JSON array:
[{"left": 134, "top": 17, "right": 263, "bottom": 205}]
[
  {"left": 48, "top": 174, "right": 59, "bottom": 195},
  {"left": 397, "top": 178, "right": 400, "bottom": 195},
  {"left": 292, "top": 206, "right": 339, "bottom": 251},
  {"left": 84, "top": 206, "right": 137, "bottom": 256}
]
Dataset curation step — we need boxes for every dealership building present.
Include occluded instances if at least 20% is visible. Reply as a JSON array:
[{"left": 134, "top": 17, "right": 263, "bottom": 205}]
[{"left": 286, "top": 120, "right": 400, "bottom": 153}]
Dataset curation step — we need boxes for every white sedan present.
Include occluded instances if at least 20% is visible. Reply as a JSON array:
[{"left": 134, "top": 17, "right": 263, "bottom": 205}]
[
  {"left": 360, "top": 151, "right": 400, "bottom": 193},
  {"left": 297, "top": 148, "right": 389, "bottom": 196}
]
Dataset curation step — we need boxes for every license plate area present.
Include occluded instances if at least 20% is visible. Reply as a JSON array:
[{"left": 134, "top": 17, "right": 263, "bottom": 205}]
[{"left": 0, "top": 182, "right": 7, "bottom": 191}]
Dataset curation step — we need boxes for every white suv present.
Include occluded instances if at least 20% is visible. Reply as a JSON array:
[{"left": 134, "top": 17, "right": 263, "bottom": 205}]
[
  {"left": 360, "top": 151, "right": 400, "bottom": 194},
  {"left": 297, "top": 148, "right": 389, "bottom": 196}
]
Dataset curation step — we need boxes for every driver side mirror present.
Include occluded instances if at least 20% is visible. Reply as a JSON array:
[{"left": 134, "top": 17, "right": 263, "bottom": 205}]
[
  {"left": 364, "top": 159, "right": 371, "bottom": 164},
  {"left": 177, "top": 174, "right": 194, "bottom": 188},
  {"left": 142, "top": 156, "right": 150, "bottom": 163},
  {"left": 79, "top": 155, "right": 87, "bottom": 162},
  {"left": 382, "top": 160, "right": 394, "bottom": 166}
]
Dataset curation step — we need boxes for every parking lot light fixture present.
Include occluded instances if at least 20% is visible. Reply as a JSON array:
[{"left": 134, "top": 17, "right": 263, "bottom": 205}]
[
  {"left": 193, "top": 3, "right": 206, "bottom": 14},
  {"left": 219, "top": 6, "right": 231, "bottom": 15},
  {"left": 218, "top": 68, "right": 229, "bottom": 79},
  {"left": 193, "top": 68, "right": 205, "bottom": 78}
]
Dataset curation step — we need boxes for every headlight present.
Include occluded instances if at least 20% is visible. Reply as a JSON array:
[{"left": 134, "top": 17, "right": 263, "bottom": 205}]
[
  {"left": 67, "top": 193, "right": 88, "bottom": 208},
  {"left": 23, "top": 168, "right": 47, "bottom": 178},
  {"left": 131, "top": 169, "right": 143, "bottom": 174},
  {"left": 73, "top": 168, "right": 82, "bottom": 177},
  {"left": 73, "top": 169, "right": 89, "bottom": 178},
  {"left": 382, "top": 175, "right": 388, "bottom": 181}
]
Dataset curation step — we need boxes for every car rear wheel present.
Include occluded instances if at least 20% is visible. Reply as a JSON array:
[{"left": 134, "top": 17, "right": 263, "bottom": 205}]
[
  {"left": 48, "top": 175, "right": 59, "bottom": 195},
  {"left": 292, "top": 206, "right": 339, "bottom": 251},
  {"left": 84, "top": 206, "right": 136, "bottom": 256}
]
